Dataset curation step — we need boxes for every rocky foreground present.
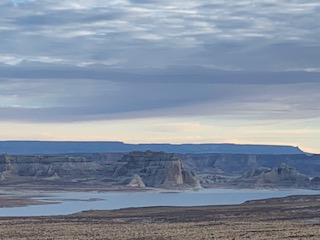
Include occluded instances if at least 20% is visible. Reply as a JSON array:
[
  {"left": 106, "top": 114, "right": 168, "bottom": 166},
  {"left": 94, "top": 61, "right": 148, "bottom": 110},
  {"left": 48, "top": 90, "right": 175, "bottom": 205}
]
[{"left": 0, "top": 195, "right": 320, "bottom": 239}]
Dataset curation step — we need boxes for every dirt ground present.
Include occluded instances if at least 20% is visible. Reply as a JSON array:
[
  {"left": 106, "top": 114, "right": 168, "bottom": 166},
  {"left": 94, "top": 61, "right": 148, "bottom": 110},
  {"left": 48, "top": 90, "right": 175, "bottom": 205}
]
[{"left": 0, "top": 195, "right": 320, "bottom": 239}]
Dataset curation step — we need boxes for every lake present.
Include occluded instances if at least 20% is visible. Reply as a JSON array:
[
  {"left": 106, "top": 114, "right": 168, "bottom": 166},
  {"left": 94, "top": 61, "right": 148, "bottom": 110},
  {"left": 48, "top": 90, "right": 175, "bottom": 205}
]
[{"left": 1, "top": 188, "right": 319, "bottom": 217}]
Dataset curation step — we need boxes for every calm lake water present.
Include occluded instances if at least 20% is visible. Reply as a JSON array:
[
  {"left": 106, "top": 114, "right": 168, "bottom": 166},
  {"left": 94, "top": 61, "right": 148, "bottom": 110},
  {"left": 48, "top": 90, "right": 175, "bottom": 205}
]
[{"left": 1, "top": 188, "right": 320, "bottom": 217}]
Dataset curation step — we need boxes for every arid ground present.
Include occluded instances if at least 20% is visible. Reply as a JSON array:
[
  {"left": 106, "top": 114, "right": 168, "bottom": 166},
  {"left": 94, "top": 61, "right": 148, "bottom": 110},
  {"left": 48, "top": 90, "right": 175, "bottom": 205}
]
[{"left": 0, "top": 194, "right": 320, "bottom": 239}]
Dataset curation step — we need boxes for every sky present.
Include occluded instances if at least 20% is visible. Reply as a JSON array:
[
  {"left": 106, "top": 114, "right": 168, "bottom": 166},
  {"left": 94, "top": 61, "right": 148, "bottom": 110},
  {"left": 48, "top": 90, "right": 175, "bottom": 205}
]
[{"left": 0, "top": 0, "right": 319, "bottom": 153}]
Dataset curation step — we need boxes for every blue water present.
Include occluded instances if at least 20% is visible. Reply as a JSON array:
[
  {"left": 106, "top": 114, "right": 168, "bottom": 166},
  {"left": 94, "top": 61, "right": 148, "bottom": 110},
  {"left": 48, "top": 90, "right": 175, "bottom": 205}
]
[{"left": 1, "top": 188, "right": 319, "bottom": 217}]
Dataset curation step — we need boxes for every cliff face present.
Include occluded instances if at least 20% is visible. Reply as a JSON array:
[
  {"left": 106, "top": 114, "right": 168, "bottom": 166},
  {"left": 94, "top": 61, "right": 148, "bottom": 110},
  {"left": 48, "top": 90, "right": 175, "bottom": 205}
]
[
  {"left": 113, "top": 151, "right": 200, "bottom": 188},
  {"left": 238, "top": 163, "right": 311, "bottom": 188},
  {"left": 0, "top": 154, "right": 103, "bottom": 180},
  {"left": 180, "top": 153, "right": 320, "bottom": 177},
  {"left": 127, "top": 174, "right": 146, "bottom": 188},
  {"left": 0, "top": 152, "right": 200, "bottom": 189},
  {"left": 1, "top": 151, "right": 320, "bottom": 190}
]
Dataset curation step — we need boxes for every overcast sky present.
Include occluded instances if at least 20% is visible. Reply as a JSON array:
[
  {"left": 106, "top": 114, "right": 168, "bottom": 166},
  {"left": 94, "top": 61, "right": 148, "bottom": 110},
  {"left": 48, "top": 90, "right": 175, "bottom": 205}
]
[{"left": 0, "top": 0, "right": 319, "bottom": 153}]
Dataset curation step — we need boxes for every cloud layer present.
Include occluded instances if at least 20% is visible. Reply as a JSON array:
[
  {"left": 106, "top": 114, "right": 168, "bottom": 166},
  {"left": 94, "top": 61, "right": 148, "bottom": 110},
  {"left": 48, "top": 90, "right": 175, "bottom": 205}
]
[
  {"left": 1, "top": 65, "right": 319, "bottom": 122},
  {"left": 0, "top": 0, "right": 320, "bottom": 124},
  {"left": 1, "top": 0, "right": 320, "bottom": 69}
]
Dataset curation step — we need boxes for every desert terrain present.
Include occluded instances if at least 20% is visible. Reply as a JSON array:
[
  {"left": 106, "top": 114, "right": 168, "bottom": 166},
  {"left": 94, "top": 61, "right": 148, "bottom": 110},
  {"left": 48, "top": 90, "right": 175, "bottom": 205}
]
[
  {"left": 2, "top": 151, "right": 320, "bottom": 192},
  {"left": 0, "top": 194, "right": 320, "bottom": 239},
  {"left": 1, "top": 148, "right": 320, "bottom": 239}
]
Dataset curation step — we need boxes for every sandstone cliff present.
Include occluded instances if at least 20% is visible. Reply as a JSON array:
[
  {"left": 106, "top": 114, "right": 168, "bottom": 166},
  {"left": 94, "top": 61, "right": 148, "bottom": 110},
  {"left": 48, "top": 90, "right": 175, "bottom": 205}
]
[
  {"left": 1, "top": 152, "right": 320, "bottom": 190},
  {"left": 127, "top": 174, "right": 146, "bottom": 188},
  {"left": 237, "top": 163, "right": 310, "bottom": 188},
  {"left": 0, "top": 154, "right": 103, "bottom": 180},
  {"left": 113, "top": 151, "right": 200, "bottom": 188},
  {"left": 0, "top": 152, "right": 201, "bottom": 189},
  {"left": 180, "top": 153, "right": 320, "bottom": 177}
]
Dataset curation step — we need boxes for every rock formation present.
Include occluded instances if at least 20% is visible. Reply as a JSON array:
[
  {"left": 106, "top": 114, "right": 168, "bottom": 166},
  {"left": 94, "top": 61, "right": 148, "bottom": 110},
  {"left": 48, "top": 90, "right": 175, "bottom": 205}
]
[
  {"left": 113, "top": 151, "right": 200, "bottom": 188},
  {"left": 310, "top": 177, "right": 320, "bottom": 189},
  {"left": 1, "top": 151, "right": 320, "bottom": 190},
  {"left": 127, "top": 174, "right": 146, "bottom": 188},
  {"left": 0, "top": 154, "right": 103, "bottom": 179},
  {"left": 238, "top": 163, "right": 310, "bottom": 188},
  {"left": 180, "top": 153, "right": 320, "bottom": 177},
  {"left": 0, "top": 141, "right": 305, "bottom": 155}
]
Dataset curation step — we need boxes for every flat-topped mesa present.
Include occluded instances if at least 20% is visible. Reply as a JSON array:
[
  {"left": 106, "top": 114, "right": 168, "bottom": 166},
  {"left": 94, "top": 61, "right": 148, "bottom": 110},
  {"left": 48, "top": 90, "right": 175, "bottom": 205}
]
[
  {"left": 114, "top": 151, "right": 200, "bottom": 188},
  {"left": 0, "top": 141, "right": 306, "bottom": 155}
]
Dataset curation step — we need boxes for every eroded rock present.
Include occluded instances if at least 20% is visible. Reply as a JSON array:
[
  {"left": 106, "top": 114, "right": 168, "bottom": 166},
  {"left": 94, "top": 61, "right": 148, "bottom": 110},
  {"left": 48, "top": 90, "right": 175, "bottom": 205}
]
[
  {"left": 238, "top": 163, "right": 310, "bottom": 188},
  {"left": 127, "top": 174, "right": 146, "bottom": 188},
  {"left": 113, "top": 151, "right": 200, "bottom": 188}
]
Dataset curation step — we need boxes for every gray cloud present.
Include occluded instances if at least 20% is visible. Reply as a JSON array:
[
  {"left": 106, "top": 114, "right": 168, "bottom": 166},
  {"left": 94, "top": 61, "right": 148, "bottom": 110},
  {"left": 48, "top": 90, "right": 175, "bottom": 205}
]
[
  {"left": 0, "top": 0, "right": 320, "bottom": 123},
  {"left": 1, "top": 0, "right": 319, "bottom": 68},
  {"left": 0, "top": 65, "right": 319, "bottom": 122}
]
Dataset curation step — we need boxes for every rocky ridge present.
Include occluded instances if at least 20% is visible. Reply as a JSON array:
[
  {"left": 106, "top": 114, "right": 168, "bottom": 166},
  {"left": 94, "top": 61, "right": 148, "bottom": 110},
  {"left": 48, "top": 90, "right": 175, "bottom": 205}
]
[
  {"left": 0, "top": 151, "right": 201, "bottom": 190},
  {"left": 0, "top": 151, "right": 320, "bottom": 190},
  {"left": 0, "top": 141, "right": 304, "bottom": 155},
  {"left": 113, "top": 151, "right": 200, "bottom": 188},
  {"left": 237, "top": 163, "right": 310, "bottom": 188}
]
